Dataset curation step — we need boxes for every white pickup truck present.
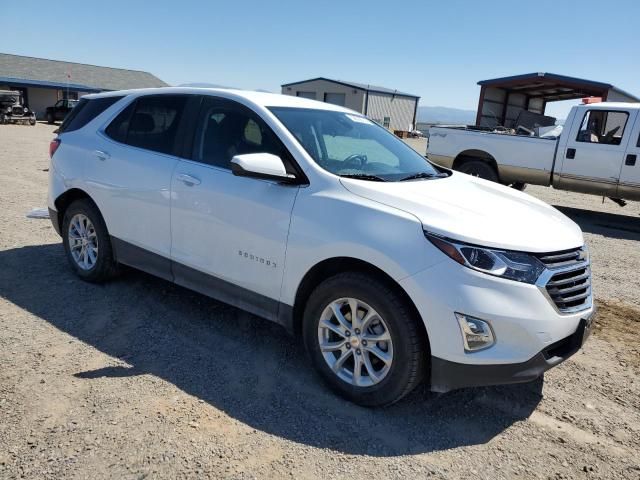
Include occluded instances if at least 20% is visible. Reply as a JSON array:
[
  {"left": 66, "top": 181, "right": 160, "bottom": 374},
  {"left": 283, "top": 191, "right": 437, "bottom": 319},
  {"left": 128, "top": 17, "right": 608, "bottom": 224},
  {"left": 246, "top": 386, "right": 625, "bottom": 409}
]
[{"left": 427, "top": 102, "right": 640, "bottom": 202}]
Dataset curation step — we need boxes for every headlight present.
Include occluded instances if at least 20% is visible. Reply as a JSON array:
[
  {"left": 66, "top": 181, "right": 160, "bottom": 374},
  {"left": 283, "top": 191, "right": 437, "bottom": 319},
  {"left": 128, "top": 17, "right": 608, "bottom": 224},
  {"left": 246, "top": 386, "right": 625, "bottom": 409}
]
[
  {"left": 425, "top": 231, "right": 545, "bottom": 284},
  {"left": 23, "top": 106, "right": 28, "bottom": 113}
]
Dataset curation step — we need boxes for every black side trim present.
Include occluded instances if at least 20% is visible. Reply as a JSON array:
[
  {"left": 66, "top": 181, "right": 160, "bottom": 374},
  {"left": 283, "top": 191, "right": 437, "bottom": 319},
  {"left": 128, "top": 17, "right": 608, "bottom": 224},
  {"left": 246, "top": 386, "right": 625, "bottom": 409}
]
[
  {"left": 110, "top": 237, "right": 294, "bottom": 332},
  {"left": 111, "top": 237, "right": 173, "bottom": 282},
  {"left": 430, "top": 318, "right": 591, "bottom": 393},
  {"left": 49, "top": 208, "right": 61, "bottom": 235}
]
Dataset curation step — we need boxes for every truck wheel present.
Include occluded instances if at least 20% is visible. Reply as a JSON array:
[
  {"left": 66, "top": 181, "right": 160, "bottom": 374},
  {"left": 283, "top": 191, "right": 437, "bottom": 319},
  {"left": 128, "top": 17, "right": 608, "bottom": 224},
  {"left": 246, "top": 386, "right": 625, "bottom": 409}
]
[
  {"left": 0, "top": 114, "right": 5, "bottom": 125},
  {"left": 29, "top": 117, "right": 36, "bottom": 126},
  {"left": 47, "top": 112, "right": 54, "bottom": 124},
  {"left": 62, "top": 199, "right": 118, "bottom": 283},
  {"left": 511, "top": 182, "right": 527, "bottom": 191},
  {"left": 303, "top": 272, "right": 427, "bottom": 406},
  {"left": 458, "top": 159, "right": 499, "bottom": 182}
]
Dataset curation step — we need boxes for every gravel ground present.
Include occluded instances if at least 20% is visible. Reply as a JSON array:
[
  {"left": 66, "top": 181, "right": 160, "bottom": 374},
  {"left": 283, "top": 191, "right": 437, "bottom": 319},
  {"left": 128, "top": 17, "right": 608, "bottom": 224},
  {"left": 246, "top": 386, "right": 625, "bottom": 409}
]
[{"left": 0, "top": 123, "right": 639, "bottom": 479}]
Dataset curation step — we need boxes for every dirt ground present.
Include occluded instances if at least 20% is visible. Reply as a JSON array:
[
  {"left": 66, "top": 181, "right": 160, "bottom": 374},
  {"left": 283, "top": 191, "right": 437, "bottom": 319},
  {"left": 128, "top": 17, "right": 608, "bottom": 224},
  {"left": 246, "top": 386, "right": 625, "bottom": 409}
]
[{"left": 1, "top": 123, "right": 639, "bottom": 479}]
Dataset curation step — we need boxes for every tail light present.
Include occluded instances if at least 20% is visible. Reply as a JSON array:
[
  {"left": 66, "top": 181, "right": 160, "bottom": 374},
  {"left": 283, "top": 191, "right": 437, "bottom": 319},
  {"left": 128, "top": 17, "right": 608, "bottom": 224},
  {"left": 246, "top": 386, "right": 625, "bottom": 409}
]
[{"left": 49, "top": 138, "right": 61, "bottom": 158}]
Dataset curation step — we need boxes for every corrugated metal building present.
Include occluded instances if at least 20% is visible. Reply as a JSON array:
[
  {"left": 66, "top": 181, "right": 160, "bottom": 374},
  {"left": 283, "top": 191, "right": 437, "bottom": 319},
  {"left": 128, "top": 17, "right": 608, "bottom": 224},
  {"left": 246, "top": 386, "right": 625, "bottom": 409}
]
[
  {"left": 0, "top": 53, "right": 167, "bottom": 119},
  {"left": 476, "top": 72, "right": 640, "bottom": 128},
  {"left": 281, "top": 77, "right": 419, "bottom": 131}
]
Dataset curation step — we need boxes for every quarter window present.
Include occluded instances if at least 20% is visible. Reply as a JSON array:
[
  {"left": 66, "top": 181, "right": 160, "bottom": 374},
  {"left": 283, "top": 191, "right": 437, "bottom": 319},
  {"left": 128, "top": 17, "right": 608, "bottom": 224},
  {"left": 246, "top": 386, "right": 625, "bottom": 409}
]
[
  {"left": 576, "top": 110, "right": 629, "bottom": 145},
  {"left": 58, "top": 96, "right": 124, "bottom": 133},
  {"left": 193, "top": 99, "right": 286, "bottom": 170}
]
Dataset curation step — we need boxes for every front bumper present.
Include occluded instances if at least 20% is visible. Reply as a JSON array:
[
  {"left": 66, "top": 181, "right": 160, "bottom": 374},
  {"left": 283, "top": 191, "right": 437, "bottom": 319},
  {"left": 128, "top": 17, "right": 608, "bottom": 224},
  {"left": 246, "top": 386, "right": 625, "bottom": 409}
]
[{"left": 430, "top": 313, "right": 595, "bottom": 392}]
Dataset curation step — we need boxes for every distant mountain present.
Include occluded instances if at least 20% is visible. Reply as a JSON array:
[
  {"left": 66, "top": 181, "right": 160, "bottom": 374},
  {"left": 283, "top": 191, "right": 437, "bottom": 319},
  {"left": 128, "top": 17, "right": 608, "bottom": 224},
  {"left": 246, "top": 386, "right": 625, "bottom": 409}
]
[
  {"left": 417, "top": 106, "right": 475, "bottom": 125},
  {"left": 179, "top": 82, "right": 231, "bottom": 88}
]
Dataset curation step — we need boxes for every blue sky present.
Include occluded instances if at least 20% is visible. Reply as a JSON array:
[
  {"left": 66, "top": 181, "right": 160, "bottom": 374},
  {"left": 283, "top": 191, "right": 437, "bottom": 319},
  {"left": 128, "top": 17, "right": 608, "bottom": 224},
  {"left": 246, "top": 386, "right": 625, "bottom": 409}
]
[{"left": 4, "top": 0, "right": 639, "bottom": 117}]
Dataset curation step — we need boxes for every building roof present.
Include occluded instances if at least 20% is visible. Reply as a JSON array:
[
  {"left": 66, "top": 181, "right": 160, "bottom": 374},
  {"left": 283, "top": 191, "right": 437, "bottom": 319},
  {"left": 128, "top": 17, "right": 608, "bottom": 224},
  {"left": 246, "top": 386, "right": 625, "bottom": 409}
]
[
  {"left": 281, "top": 77, "right": 419, "bottom": 99},
  {"left": 477, "top": 72, "right": 639, "bottom": 102},
  {"left": 0, "top": 53, "right": 168, "bottom": 92}
]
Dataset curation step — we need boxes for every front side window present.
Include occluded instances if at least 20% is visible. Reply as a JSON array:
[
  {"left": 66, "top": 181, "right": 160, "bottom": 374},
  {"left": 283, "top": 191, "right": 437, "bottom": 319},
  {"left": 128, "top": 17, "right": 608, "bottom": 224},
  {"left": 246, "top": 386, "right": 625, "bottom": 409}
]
[
  {"left": 194, "top": 99, "right": 286, "bottom": 170},
  {"left": 577, "top": 110, "right": 629, "bottom": 145},
  {"left": 270, "top": 107, "right": 443, "bottom": 181},
  {"left": 104, "top": 95, "right": 187, "bottom": 155}
]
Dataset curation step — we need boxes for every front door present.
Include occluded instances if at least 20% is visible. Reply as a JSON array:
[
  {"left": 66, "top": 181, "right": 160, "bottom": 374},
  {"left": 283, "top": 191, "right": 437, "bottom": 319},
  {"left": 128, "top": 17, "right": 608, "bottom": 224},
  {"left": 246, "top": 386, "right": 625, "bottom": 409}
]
[
  {"left": 559, "top": 108, "right": 633, "bottom": 196},
  {"left": 170, "top": 97, "right": 300, "bottom": 320}
]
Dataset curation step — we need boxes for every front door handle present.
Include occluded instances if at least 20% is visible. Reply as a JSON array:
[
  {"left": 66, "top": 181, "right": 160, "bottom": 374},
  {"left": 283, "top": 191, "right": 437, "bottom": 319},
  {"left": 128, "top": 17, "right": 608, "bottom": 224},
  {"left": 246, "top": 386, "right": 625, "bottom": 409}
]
[
  {"left": 626, "top": 154, "right": 637, "bottom": 166},
  {"left": 566, "top": 148, "right": 576, "bottom": 159},
  {"left": 176, "top": 173, "right": 201, "bottom": 186},
  {"left": 94, "top": 150, "right": 110, "bottom": 161}
]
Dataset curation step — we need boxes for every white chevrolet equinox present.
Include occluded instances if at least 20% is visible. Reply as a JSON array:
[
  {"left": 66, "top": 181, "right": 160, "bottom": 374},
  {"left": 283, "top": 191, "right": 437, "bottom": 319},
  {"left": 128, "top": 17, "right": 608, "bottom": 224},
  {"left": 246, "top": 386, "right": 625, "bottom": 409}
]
[{"left": 48, "top": 88, "right": 595, "bottom": 406}]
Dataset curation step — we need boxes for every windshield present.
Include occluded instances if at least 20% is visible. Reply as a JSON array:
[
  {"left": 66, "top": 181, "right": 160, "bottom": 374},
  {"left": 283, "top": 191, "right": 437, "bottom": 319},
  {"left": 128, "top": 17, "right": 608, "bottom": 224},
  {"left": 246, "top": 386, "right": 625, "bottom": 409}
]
[{"left": 269, "top": 107, "right": 443, "bottom": 181}]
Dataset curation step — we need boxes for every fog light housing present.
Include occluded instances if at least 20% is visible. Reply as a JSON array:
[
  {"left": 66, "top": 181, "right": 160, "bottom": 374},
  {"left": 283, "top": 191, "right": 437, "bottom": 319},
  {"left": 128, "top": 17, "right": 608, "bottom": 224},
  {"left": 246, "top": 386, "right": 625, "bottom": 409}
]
[{"left": 455, "top": 313, "right": 495, "bottom": 352}]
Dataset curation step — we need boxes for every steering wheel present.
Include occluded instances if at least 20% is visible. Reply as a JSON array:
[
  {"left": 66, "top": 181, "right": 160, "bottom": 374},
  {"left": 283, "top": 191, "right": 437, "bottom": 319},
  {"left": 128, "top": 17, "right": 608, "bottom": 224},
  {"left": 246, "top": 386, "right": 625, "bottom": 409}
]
[
  {"left": 343, "top": 154, "right": 367, "bottom": 169},
  {"left": 602, "top": 126, "right": 620, "bottom": 144}
]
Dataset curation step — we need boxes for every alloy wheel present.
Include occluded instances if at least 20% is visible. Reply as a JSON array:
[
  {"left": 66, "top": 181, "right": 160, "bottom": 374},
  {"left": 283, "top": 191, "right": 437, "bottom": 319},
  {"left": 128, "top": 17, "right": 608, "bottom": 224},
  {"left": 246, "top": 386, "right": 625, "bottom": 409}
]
[
  {"left": 68, "top": 213, "right": 99, "bottom": 270},
  {"left": 317, "top": 297, "right": 394, "bottom": 387}
]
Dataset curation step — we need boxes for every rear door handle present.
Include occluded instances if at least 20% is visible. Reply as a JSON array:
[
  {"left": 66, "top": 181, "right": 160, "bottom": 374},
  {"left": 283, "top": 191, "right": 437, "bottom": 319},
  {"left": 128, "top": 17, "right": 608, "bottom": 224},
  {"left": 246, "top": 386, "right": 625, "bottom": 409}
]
[
  {"left": 625, "top": 154, "right": 637, "bottom": 166},
  {"left": 176, "top": 173, "right": 201, "bottom": 186},
  {"left": 566, "top": 148, "right": 576, "bottom": 159},
  {"left": 94, "top": 150, "right": 110, "bottom": 161}
]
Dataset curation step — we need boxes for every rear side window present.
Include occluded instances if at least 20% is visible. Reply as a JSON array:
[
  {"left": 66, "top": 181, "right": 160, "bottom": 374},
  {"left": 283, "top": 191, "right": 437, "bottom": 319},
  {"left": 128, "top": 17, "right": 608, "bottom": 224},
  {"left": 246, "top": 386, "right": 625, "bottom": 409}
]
[
  {"left": 104, "top": 95, "right": 187, "bottom": 155},
  {"left": 59, "top": 96, "right": 123, "bottom": 133}
]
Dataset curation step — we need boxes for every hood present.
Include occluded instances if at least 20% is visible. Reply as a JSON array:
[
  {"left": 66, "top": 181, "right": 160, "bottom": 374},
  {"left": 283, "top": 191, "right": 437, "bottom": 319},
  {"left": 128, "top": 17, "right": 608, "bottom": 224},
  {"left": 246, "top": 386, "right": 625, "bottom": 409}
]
[{"left": 339, "top": 172, "right": 583, "bottom": 253}]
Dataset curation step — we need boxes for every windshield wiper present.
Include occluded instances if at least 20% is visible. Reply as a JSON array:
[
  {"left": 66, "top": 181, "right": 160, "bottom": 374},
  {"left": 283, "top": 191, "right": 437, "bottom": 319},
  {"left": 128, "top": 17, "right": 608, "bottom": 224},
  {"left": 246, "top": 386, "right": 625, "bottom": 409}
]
[
  {"left": 399, "top": 172, "right": 447, "bottom": 181},
  {"left": 339, "top": 174, "right": 387, "bottom": 182}
]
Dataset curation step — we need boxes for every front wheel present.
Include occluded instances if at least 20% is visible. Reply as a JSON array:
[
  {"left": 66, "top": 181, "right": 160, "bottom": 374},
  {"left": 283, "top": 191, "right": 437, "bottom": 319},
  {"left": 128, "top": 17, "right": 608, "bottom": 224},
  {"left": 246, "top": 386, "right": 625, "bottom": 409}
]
[
  {"left": 62, "top": 199, "right": 117, "bottom": 282},
  {"left": 303, "top": 272, "right": 427, "bottom": 406},
  {"left": 47, "top": 112, "right": 54, "bottom": 124}
]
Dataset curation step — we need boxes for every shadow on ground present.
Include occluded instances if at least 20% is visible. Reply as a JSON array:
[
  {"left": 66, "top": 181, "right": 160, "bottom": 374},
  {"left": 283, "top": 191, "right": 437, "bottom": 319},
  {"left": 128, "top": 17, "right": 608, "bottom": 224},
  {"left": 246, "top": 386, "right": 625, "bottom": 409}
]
[
  {"left": 0, "top": 243, "right": 543, "bottom": 456},
  {"left": 556, "top": 206, "right": 640, "bottom": 241}
]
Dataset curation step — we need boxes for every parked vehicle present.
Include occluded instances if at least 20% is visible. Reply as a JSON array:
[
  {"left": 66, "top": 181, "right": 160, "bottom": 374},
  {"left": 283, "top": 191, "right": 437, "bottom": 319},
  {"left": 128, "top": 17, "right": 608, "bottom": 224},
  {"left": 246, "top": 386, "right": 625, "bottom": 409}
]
[
  {"left": 0, "top": 90, "right": 36, "bottom": 125},
  {"left": 48, "top": 88, "right": 594, "bottom": 406},
  {"left": 46, "top": 98, "right": 79, "bottom": 124},
  {"left": 427, "top": 101, "right": 640, "bottom": 201}
]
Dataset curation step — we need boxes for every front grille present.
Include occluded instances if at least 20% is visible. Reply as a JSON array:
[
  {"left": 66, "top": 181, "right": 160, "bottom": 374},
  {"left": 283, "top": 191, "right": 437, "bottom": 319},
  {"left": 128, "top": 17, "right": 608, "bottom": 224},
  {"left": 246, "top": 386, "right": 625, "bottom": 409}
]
[
  {"left": 535, "top": 247, "right": 591, "bottom": 313},
  {"left": 11, "top": 106, "right": 25, "bottom": 116}
]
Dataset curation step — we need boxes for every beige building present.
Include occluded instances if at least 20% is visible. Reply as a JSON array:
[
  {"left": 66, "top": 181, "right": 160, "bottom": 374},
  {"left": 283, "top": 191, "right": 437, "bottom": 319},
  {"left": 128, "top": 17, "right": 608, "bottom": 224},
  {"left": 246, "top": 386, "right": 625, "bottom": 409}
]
[{"left": 281, "top": 77, "right": 419, "bottom": 131}]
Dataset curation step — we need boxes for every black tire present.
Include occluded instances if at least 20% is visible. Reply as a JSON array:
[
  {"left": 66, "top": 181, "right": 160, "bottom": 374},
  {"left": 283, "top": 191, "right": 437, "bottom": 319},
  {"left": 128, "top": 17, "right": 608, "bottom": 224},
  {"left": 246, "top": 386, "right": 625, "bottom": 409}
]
[
  {"left": 303, "top": 272, "right": 428, "bottom": 407},
  {"left": 61, "top": 199, "right": 118, "bottom": 283},
  {"left": 511, "top": 182, "right": 527, "bottom": 191},
  {"left": 46, "top": 112, "right": 54, "bottom": 124},
  {"left": 29, "top": 117, "right": 36, "bottom": 126},
  {"left": 458, "top": 159, "right": 499, "bottom": 182}
]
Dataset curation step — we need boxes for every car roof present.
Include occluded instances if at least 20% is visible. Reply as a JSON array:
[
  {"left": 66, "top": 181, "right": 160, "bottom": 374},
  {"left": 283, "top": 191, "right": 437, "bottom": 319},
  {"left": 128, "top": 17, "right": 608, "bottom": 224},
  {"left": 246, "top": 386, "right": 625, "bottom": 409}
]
[{"left": 83, "top": 87, "right": 355, "bottom": 113}]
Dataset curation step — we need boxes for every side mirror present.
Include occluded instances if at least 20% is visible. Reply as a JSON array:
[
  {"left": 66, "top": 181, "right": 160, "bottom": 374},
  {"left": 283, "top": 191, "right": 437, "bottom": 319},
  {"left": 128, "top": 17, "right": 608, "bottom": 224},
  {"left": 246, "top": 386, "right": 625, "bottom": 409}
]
[{"left": 231, "top": 153, "right": 298, "bottom": 184}]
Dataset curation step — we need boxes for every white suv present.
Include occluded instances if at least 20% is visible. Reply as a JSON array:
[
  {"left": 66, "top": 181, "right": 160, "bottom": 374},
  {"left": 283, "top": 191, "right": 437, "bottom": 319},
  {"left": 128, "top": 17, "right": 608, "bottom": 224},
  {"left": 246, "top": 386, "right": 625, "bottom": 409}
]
[{"left": 48, "top": 88, "right": 595, "bottom": 406}]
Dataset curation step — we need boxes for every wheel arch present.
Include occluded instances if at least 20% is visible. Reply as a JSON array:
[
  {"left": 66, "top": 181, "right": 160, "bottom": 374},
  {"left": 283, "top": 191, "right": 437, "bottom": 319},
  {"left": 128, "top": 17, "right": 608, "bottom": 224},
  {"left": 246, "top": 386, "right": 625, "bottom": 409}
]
[
  {"left": 54, "top": 188, "right": 102, "bottom": 233},
  {"left": 452, "top": 149, "right": 499, "bottom": 178},
  {"left": 291, "top": 256, "right": 429, "bottom": 348}
]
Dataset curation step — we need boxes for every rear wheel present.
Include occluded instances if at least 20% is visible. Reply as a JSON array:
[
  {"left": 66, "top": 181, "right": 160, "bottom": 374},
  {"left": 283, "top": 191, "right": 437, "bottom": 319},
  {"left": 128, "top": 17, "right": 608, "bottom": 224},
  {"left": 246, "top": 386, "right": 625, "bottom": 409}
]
[
  {"left": 47, "top": 112, "right": 54, "bottom": 124},
  {"left": 511, "top": 182, "right": 527, "bottom": 191},
  {"left": 62, "top": 199, "right": 117, "bottom": 282},
  {"left": 303, "top": 272, "right": 427, "bottom": 406},
  {"left": 458, "top": 159, "right": 499, "bottom": 182}
]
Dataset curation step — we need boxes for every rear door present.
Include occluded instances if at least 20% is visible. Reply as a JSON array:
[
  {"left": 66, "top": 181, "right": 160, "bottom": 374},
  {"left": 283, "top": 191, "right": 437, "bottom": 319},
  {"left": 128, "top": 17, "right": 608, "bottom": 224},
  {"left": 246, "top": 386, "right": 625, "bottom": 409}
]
[
  {"left": 618, "top": 112, "right": 640, "bottom": 199},
  {"left": 88, "top": 94, "right": 193, "bottom": 276},
  {"left": 170, "top": 96, "right": 301, "bottom": 319},
  {"left": 559, "top": 108, "right": 633, "bottom": 196}
]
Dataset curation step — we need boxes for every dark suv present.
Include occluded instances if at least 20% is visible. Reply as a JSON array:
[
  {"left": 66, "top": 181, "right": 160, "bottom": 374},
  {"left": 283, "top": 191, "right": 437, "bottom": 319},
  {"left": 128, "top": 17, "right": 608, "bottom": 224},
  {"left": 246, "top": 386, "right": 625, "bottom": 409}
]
[{"left": 46, "top": 99, "right": 78, "bottom": 124}]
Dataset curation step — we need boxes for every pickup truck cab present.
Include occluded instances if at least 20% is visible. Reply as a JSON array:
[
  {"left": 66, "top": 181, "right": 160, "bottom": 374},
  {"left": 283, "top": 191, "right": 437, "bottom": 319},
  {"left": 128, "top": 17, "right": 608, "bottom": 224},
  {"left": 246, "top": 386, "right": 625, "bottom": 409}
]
[
  {"left": 48, "top": 88, "right": 594, "bottom": 406},
  {"left": 427, "top": 102, "right": 640, "bottom": 201}
]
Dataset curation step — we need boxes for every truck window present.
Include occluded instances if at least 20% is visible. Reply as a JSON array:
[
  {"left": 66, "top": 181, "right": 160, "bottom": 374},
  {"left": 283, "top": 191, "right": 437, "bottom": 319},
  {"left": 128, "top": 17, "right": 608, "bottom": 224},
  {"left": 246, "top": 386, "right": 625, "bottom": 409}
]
[{"left": 576, "top": 110, "right": 628, "bottom": 146}]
